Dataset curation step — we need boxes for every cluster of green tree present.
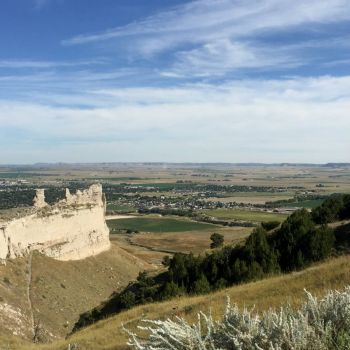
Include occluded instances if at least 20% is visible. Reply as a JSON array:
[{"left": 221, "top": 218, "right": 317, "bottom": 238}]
[
  {"left": 312, "top": 194, "right": 350, "bottom": 224},
  {"left": 0, "top": 187, "right": 68, "bottom": 209},
  {"left": 0, "top": 172, "right": 56, "bottom": 178},
  {"left": 334, "top": 222, "right": 350, "bottom": 252},
  {"left": 0, "top": 188, "right": 36, "bottom": 209},
  {"left": 210, "top": 233, "right": 224, "bottom": 248},
  {"left": 265, "top": 194, "right": 327, "bottom": 208},
  {"left": 160, "top": 209, "right": 333, "bottom": 293},
  {"left": 0, "top": 182, "right": 93, "bottom": 209},
  {"left": 261, "top": 220, "right": 280, "bottom": 231},
  {"left": 103, "top": 182, "right": 294, "bottom": 195},
  {"left": 75, "top": 200, "right": 350, "bottom": 331}
]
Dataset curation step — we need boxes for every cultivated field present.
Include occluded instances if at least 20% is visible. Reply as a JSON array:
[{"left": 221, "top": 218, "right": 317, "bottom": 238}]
[
  {"left": 2, "top": 163, "right": 349, "bottom": 264},
  {"left": 107, "top": 216, "right": 217, "bottom": 233},
  {"left": 202, "top": 208, "right": 288, "bottom": 222}
]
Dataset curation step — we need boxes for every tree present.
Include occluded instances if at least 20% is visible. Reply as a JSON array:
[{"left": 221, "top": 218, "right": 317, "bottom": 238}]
[
  {"left": 210, "top": 233, "right": 224, "bottom": 249},
  {"left": 261, "top": 221, "right": 280, "bottom": 231},
  {"left": 303, "top": 225, "right": 334, "bottom": 262},
  {"left": 162, "top": 255, "right": 171, "bottom": 267},
  {"left": 274, "top": 209, "right": 334, "bottom": 271},
  {"left": 119, "top": 291, "right": 136, "bottom": 309},
  {"left": 192, "top": 274, "right": 211, "bottom": 294},
  {"left": 244, "top": 227, "right": 279, "bottom": 274},
  {"left": 161, "top": 281, "right": 184, "bottom": 299},
  {"left": 312, "top": 195, "right": 345, "bottom": 224}
]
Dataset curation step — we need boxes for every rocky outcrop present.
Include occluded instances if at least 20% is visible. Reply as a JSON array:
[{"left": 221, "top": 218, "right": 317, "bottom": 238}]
[
  {"left": 0, "top": 184, "right": 110, "bottom": 261},
  {"left": 33, "top": 189, "right": 47, "bottom": 208}
]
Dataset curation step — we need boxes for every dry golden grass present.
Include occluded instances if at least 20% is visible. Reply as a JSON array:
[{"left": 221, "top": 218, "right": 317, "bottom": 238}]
[
  {"left": 110, "top": 234, "right": 170, "bottom": 265},
  {"left": 130, "top": 227, "right": 252, "bottom": 255},
  {"left": 5, "top": 254, "right": 348, "bottom": 350},
  {"left": 0, "top": 243, "right": 152, "bottom": 345}
]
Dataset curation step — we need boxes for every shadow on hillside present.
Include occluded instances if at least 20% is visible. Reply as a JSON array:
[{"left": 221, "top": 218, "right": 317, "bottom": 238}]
[
  {"left": 71, "top": 271, "right": 166, "bottom": 333},
  {"left": 334, "top": 222, "right": 350, "bottom": 252}
]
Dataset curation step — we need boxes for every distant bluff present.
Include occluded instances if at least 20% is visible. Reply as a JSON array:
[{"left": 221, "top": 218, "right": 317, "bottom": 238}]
[{"left": 0, "top": 184, "right": 110, "bottom": 261}]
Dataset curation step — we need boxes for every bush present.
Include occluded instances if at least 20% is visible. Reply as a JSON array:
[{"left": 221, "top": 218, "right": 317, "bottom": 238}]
[
  {"left": 210, "top": 233, "right": 224, "bottom": 248},
  {"left": 126, "top": 286, "right": 350, "bottom": 350},
  {"left": 192, "top": 274, "right": 211, "bottom": 294},
  {"left": 119, "top": 291, "right": 136, "bottom": 309}
]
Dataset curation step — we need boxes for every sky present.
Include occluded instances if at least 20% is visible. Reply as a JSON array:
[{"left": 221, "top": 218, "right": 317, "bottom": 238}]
[{"left": 0, "top": 0, "right": 350, "bottom": 164}]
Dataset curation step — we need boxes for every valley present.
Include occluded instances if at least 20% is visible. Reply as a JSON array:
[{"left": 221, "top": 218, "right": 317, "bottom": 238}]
[{"left": 0, "top": 163, "right": 349, "bottom": 349}]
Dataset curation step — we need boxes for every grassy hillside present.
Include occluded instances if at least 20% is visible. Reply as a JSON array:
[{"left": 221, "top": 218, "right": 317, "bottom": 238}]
[
  {"left": 6, "top": 254, "right": 349, "bottom": 350},
  {"left": 0, "top": 243, "right": 152, "bottom": 344}
]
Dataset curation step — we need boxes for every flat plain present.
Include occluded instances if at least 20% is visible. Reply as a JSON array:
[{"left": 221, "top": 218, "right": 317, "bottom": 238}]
[
  {"left": 202, "top": 208, "right": 288, "bottom": 222},
  {"left": 2, "top": 163, "right": 350, "bottom": 263},
  {"left": 107, "top": 216, "right": 217, "bottom": 233}
]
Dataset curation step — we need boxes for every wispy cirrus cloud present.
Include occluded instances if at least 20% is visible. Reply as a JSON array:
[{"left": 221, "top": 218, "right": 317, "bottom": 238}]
[
  {"left": 61, "top": 0, "right": 350, "bottom": 76},
  {"left": 0, "top": 59, "right": 105, "bottom": 69},
  {"left": 63, "top": 0, "right": 350, "bottom": 47},
  {"left": 170, "top": 39, "right": 301, "bottom": 77}
]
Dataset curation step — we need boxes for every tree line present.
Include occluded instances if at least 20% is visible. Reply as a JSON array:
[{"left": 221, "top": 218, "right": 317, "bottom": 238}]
[{"left": 74, "top": 193, "right": 350, "bottom": 330}]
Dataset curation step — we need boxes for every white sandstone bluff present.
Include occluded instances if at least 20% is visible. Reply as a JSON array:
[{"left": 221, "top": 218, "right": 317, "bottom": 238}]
[{"left": 0, "top": 184, "right": 110, "bottom": 261}]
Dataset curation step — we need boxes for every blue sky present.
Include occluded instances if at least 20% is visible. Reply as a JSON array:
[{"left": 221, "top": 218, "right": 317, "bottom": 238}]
[{"left": 0, "top": 0, "right": 350, "bottom": 163}]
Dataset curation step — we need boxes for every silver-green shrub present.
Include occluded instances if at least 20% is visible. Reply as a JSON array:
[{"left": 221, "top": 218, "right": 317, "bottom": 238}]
[{"left": 126, "top": 287, "right": 350, "bottom": 349}]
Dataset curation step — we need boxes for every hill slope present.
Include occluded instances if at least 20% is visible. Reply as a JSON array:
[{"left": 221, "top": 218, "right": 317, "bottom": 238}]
[
  {"left": 0, "top": 243, "right": 152, "bottom": 343},
  {"left": 4, "top": 254, "right": 349, "bottom": 350}
]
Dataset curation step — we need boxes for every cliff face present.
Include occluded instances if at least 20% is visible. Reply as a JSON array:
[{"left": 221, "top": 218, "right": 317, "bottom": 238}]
[{"left": 0, "top": 184, "right": 110, "bottom": 261}]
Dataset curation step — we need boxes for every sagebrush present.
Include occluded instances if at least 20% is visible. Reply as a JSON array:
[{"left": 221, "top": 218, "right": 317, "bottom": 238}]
[{"left": 126, "top": 286, "right": 350, "bottom": 349}]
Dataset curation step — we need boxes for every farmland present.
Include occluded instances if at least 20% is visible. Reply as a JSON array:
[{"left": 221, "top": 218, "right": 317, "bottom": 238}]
[
  {"left": 2, "top": 163, "right": 350, "bottom": 262},
  {"left": 202, "top": 208, "right": 288, "bottom": 222},
  {"left": 107, "top": 216, "right": 217, "bottom": 233}
]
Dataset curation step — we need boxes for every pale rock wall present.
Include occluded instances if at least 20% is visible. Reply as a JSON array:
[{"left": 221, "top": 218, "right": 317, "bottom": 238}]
[
  {"left": 33, "top": 189, "right": 47, "bottom": 208},
  {"left": 0, "top": 184, "right": 110, "bottom": 261}
]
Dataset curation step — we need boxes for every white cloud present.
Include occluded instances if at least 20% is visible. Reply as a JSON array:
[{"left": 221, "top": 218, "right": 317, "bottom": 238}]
[
  {"left": 0, "top": 59, "right": 104, "bottom": 69},
  {"left": 172, "top": 39, "right": 301, "bottom": 76},
  {"left": 63, "top": 0, "right": 350, "bottom": 47},
  {"left": 1, "top": 75, "right": 349, "bottom": 163},
  {"left": 61, "top": 0, "right": 350, "bottom": 76}
]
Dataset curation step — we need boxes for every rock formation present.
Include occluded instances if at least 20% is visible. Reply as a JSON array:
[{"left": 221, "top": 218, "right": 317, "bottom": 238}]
[
  {"left": 0, "top": 184, "right": 110, "bottom": 261},
  {"left": 33, "top": 189, "right": 47, "bottom": 208}
]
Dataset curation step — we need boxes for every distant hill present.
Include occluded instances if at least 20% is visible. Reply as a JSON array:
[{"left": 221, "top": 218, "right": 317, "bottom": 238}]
[
  {"left": 1, "top": 162, "right": 350, "bottom": 170},
  {"left": 323, "top": 163, "right": 350, "bottom": 168}
]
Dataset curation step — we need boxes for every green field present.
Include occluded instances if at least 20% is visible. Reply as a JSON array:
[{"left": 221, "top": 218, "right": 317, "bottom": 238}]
[
  {"left": 224, "top": 191, "right": 294, "bottom": 198},
  {"left": 0, "top": 172, "right": 55, "bottom": 178},
  {"left": 282, "top": 199, "right": 325, "bottom": 209},
  {"left": 202, "top": 209, "right": 288, "bottom": 222},
  {"left": 106, "top": 203, "right": 136, "bottom": 212},
  {"left": 108, "top": 217, "right": 217, "bottom": 233}
]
